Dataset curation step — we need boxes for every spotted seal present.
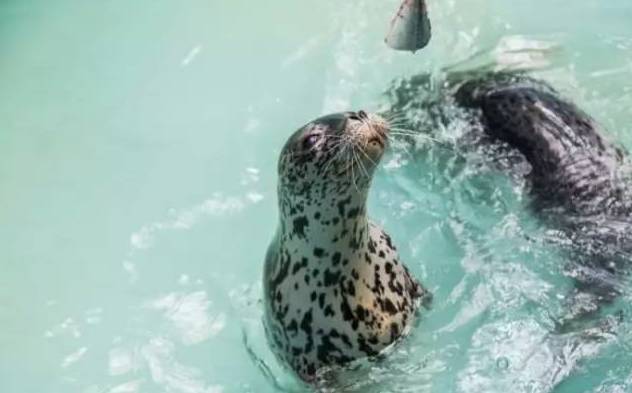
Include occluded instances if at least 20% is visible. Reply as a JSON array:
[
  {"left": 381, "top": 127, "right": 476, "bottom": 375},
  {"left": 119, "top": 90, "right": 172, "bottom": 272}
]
[{"left": 263, "top": 110, "right": 430, "bottom": 382}]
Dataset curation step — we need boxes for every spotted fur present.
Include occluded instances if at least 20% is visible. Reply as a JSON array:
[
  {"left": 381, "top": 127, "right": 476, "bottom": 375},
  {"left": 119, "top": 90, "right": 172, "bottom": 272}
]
[{"left": 263, "top": 112, "right": 429, "bottom": 382}]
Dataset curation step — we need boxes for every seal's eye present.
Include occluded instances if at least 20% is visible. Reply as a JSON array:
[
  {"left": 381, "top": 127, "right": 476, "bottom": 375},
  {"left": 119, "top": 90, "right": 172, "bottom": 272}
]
[{"left": 302, "top": 134, "right": 321, "bottom": 150}]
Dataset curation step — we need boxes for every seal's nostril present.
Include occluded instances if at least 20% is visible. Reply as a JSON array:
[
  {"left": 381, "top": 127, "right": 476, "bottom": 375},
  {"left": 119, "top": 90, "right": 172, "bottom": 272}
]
[
  {"left": 358, "top": 110, "right": 368, "bottom": 119},
  {"left": 368, "top": 137, "right": 385, "bottom": 149},
  {"left": 348, "top": 113, "right": 360, "bottom": 121}
]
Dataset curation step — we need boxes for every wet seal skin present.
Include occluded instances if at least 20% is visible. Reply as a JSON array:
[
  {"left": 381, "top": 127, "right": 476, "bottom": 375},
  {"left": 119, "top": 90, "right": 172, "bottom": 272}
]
[
  {"left": 389, "top": 70, "right": 632, "bottom": 331},
  {"left": 263, "top": 111, "right": 431, "bottom": 383},
  {"left": 455, "top": 72, "right": 632, "bottom": 329}
]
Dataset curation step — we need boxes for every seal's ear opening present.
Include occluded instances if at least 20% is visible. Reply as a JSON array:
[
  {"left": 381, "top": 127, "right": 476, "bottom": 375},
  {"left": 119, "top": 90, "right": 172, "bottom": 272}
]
[{"left": 385, "top": 0, "right": 432, "bottom": 53}]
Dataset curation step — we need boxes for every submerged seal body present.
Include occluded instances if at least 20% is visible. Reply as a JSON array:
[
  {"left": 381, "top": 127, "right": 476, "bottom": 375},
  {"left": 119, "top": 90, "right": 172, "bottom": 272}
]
[
  {"left": 263, "top": 111, "right": 429, "bottom": 382},
  {"left": 390, "top": 71, "right": 632, "bottom": 325},
  {"left": 454, "top": 73, "right": 631, "bottom": 218},
  {"left": 456, "top": 74, "right": 632, "bottom": 323}
]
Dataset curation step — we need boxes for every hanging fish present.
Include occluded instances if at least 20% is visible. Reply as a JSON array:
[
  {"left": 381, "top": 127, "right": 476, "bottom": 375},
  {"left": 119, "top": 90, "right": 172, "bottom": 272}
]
[{"left": 385, "top": 0, "right": 432, "bottom": 53}]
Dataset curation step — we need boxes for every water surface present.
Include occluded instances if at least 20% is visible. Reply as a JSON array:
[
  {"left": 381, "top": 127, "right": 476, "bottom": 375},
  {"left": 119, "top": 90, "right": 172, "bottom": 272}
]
[{"left": 2, "top": 0, "right": 632, "bottom": 392}]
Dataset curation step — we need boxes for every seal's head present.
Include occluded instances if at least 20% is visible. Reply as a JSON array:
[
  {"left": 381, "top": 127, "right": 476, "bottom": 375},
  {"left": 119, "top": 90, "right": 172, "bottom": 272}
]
[{"left": 278, "top": 111, "right": 389, "bottom": 198}]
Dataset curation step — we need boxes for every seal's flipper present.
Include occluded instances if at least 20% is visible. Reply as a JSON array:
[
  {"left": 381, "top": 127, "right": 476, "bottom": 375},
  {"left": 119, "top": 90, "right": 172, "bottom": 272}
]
[{"left": 385, "top": 0, "right": 431, "bottom": 52}]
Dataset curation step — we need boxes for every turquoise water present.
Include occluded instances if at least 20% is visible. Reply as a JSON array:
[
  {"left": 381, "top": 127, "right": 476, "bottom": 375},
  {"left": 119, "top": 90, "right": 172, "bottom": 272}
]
[{"left": 2, "top": 0, "right": 632, "bottom": 392}]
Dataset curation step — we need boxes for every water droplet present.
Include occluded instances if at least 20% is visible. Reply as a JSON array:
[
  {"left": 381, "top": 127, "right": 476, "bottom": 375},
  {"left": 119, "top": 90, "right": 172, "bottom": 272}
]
[{"left": 496, "top": 356, "right": 510, "bottom": 370}]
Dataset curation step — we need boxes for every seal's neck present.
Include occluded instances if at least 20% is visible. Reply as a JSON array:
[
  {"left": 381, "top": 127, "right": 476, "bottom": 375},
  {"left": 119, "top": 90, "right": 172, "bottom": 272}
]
[{"left": 278, "top": 190, "right": 370, "bottom": 253}]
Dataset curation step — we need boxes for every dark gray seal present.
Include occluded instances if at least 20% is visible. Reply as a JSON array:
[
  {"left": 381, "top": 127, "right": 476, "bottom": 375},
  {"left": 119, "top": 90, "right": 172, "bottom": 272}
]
[
  {"left": 389, "top": 71, "right": 632, "bottom": 328},
  {"left": 454, "top": 73, "right": 630, "bottom": 216},
  {"left": 263, "top": 111, "right": 430, "bottom": 383}
]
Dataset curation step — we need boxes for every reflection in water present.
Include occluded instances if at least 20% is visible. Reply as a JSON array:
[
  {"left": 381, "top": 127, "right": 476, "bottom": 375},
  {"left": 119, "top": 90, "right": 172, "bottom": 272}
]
[
  {"left": 141, "top": 337, "right": 222, "bottom": 393},
  {"left": 108, "top": 347, "right": 135, "bottom": 376},
  {"left": 62, "top": 347, "right": 88, "bottom": 368},
  {"left": 146, "top": 291, "right": 226, "bottom": 346},
  {"left": 42, "top": 188, "right": 267, "bottom": 392},
  {"left": 129, "top": 193, "right": 256, "bottom": 251}
]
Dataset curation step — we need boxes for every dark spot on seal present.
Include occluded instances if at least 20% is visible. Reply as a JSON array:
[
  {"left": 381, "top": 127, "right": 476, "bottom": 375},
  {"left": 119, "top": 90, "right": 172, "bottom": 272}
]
[
  {"left": 323, "top": 269, "right": 341, "bottom": 287},
  {"left": 292, "top": 258, "right": 309, "bottom": 275},
  {"left": 383, "top": 233, "right": 395, "bottom": 250},
  {"left": 368, "top": 240, "right": 377, "bottom": 254},
  {"left": 332, "top": 252, "right": 341, "bottom": 266},
  {"left": 340, "top": 297, "right": 354, "bottom": 322},
  {"left": 357, "top": 335, "right": 379, "bottom": 357},
  {"left": 337, "top": 196, "right": 352, "bottom": 217},
  {"left": 347, "top": 207, "right": 360, "bottom": 219},
  {"left": 345, "top": 280, "right": 356, "bottom": 296},
  {"left": 292, "top": 216, "right": 309, "bottom": 238},
  {"left": 355, "top": 305, "right": 367, "bottom": 321},
  {"left": 300, "top": 309, "right": 313, "bottom": 336},
  {"left": 287, "top": 319, "right": 298, "bottom": 335}
]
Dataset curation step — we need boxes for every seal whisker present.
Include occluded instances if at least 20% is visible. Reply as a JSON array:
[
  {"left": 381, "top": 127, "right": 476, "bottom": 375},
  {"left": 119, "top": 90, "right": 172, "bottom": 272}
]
[
  {"left": 346, "top": 142, "right": 362, "bottom": 192},
  {"left": 322, "top": 135, "right": 352, "bottom": 174},
  {"left": 353, "top": 147, "right": 371, "bottom": 180},
  {"left": 388, "top": 128, "right": 419, "bottom": 135},
  {"left": 390, "top": 128, "right": 446, "bottom": 145},
  {"left": 355, "top": 144, "right": 379, "bottom": 169},
  {"left": 350, "top": 151, "right": 359, "bottom": 192},
  {"left": 384, "top": 117, "right": 411, "bottom": 129},
  {"left": 322, "top": 138, "right": 346, "bottom": 156},
  {"left": 384, "top": 116, "right": 408, "bottom": 125},
  {"left": 381, "top": 110, "right": 406, "bottom": 121},
  {"left": 331, "top": 137, "right": 350, "bottom": 172},
  {"left": 387, "top": 120, "right": 413, "bottom": 128},
  {"left": 389, "top": 131, "right": 456, "bottom": 154}
]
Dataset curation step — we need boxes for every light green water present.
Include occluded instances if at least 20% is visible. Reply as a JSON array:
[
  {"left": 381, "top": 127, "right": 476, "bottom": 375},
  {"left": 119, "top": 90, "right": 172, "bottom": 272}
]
[{"left": 2, "top": 1, "right": 632, "bottom": 392}]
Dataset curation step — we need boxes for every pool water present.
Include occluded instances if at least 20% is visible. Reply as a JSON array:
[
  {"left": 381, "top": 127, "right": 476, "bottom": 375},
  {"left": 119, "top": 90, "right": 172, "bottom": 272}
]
[{"left": 2, "top": 0, "right": 632, "bottom": 392}]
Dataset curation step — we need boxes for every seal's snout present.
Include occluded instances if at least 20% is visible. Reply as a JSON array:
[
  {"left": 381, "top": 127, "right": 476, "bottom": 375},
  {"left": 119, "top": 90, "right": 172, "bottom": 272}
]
[{"left": 347, "top": 111, "right": 389, "bottom": 160}]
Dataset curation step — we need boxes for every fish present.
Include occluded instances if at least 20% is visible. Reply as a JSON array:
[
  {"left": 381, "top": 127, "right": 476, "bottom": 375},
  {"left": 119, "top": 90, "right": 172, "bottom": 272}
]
[{"left": 385, "top": 0, "right": 432, "bottom": 53}]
